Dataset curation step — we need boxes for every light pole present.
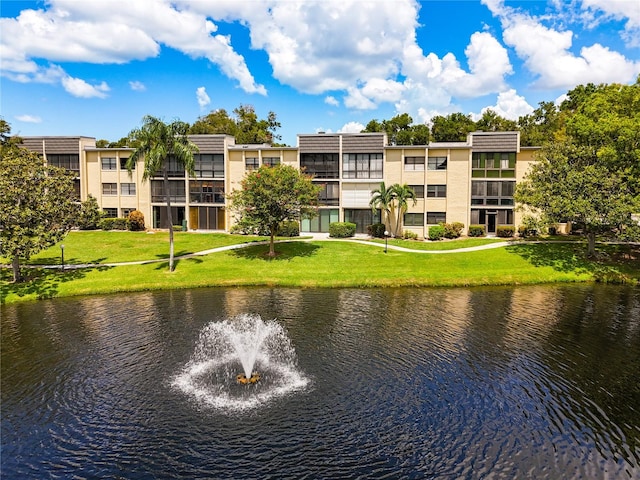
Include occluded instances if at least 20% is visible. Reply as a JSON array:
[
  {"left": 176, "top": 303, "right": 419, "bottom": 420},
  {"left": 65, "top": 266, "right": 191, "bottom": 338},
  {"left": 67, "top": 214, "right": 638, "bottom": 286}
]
[
  {"left": 384, "top": 230, "right": 389, "bottom": 254},
  {"left": 60, "top": 244, "right": 65, "bottom": 271}
]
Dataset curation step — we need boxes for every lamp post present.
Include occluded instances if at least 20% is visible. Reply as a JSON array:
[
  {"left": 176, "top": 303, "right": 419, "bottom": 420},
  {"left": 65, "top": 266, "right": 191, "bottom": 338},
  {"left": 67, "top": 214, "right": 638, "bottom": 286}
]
[
  {"left": 384, "top": 230, "right": 389, "bottom": 254},
  {"left": 60, "top": 244, "right": 65, "bottom": 271}
]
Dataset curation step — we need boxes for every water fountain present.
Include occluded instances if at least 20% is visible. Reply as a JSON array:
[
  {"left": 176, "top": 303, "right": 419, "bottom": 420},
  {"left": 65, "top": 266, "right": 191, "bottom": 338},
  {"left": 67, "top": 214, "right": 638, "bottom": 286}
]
[{"left": 172, "top": 314, "right": 309, "bottom": 412}]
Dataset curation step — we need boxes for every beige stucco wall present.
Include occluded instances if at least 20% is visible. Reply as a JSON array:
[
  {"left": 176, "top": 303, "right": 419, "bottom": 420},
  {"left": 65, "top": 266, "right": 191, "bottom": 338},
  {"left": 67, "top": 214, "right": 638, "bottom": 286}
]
[
  {"left": 443, "top": 148, "right": 471, "bottom": 232},
  {"left": 84, "top": 149, "right": 150, "bottom": 222},
  {"left": 514, "top": 147, "right": 540, "bottom": 228}
]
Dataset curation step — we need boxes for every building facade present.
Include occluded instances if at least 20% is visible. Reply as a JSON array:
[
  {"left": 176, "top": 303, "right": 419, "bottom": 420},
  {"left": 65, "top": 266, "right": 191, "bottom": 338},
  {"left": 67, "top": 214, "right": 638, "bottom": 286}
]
[{"left": 21, "top": 131, "right": 538, "bottom": 237}]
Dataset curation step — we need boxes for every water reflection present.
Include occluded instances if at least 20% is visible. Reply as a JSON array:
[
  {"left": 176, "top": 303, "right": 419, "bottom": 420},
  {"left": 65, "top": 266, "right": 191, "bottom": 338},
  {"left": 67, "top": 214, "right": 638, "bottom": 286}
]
[{"left": 1, "top": 285, "right": 639, "bottom": 479}]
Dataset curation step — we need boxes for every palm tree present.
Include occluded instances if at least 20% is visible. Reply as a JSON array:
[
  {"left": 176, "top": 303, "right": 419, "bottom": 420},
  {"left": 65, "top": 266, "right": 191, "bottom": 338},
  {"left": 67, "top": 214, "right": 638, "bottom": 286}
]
[
  {"left": 369, "top": 182, "right": 396, "bottom": 234},
  {"left": 391, "top": 183, "right": 417, "bottom": 237},
  {"left": 127, "top": 116, "right": 199, "bottom": 272}
]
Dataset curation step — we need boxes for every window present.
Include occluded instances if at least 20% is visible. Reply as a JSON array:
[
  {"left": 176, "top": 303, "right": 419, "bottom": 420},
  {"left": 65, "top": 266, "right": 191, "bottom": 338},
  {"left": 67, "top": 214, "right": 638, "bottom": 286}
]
[
  {"left": 165, "top": 155, "right": 186, "bottom": 177},
  {"left": 263, "top": 157, "right": 280, "bottom": 167},
  {"left": 102, "top": 183, "right": 117, "bottom": 195},
  {"left": 404, "top": 213, "right": 424, "bottom": 226},
  {"left": 410, "top": 185, "right": 424, "bottom": 198},
  {"left": 121, "top": 183, "right": 136, "bottom": 195},
  {"left": 301, "top": 153, "right": 339, "bottom": 179},
  {"left": 342, "top": 153, "right": 383, "bottom": 179},
  {"left": 426, "top": 212, "right": 446, "bottom": 224},
  {"left": 101, "top": 157, "right": 117, "bottom": 170},
  {"left": 404, "top": 156, "right": 425, "bottom": 171},
  {"left": 427, "top": 185, "right": 447, "bottom": 198},
  {"left": 471, "top": 180, "right": 515, "bottom": 206},
  {"left": 246, "top": 157, "right": 259, "bottom": 170},
  {"left": 122, "top": 208, "right": 136, "bottom": 217},
  {"left": 47, "top": 154, "right": 80, "bottom": 173},
  {"left": 120, "top": 158, "right": 133, "bottom": 170},
  {"left": 151, "top": 180, "right": 186, "bottom": 202},
  {"left": 190, "top": 180, "right": 225, "bottom": 203},
  {"left": 427, "top": 156, "right": 447, "bottom": 170},
  {"left": 318, "top": 182, "right": 340, "bottom": 206},
  {"left": 194, "top": 154, "right": 224, "bottom": 178},
  {"left": 103, "top": 208, "right": 118, "bottom": 218},
  {"left": 472, "top": 152, "right": 515, "bottom": 178}
]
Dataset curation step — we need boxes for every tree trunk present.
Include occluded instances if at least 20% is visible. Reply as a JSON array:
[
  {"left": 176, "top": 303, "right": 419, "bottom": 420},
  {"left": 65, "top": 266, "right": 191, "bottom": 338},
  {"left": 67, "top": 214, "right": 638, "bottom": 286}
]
[
  {"left": 586, "top": 231, "right": 597, "bottom": 258},
  {"left": 268, "top": 223, "right": 277, "bottom": 257},
  {"left": 11, "top": 256, "right": 22, "bottom": 283},
  {"left": 164, "top": 168, "right": 175, "bottom": 272}
]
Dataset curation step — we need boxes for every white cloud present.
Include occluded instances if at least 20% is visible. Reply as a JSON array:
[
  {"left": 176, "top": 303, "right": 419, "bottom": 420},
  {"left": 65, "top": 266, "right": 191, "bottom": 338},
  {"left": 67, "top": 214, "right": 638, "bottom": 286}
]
[
  {"left": 580, "top": 0, "right": 640, "bottom": 47},
  {"left": 196, "top": 86, "right": 211, "bottom": 109},
  {"left": 475, "top": 89, "right": 534, "bottom": 120},
  {"left": 129, "top": 80, "right": 146, "bottom": 92},
  {"left": 0, "top": 0, "right": 266, "bottom": 96},
  {"left": 15, "top": 114, "right": 42, "bottom": 123},
  {"left": 338, "top": 121, "right": 365, "bottom": 133},
  {"left": 61, "top": 76, "right": 110, "bottom": 98},
  {"left": 483, "top": 0, "right": 640, "bottom": 88},
  {"left": 324, "top": 96, "right": 339, "bottom": 107}
]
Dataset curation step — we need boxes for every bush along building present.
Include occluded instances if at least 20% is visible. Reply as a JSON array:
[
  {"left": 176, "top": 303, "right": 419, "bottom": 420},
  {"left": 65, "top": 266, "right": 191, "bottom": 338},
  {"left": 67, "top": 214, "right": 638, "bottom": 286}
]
[{"left": 21, "top": 131, "right": 538, "bottom": 237}]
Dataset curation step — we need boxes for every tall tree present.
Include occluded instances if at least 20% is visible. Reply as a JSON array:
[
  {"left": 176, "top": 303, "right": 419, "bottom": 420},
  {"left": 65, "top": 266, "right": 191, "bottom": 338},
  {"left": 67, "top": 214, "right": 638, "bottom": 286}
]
[
  {"left": 515, "top": 79, "right": 640, "bottom": 257},
  {"left": 517, "top": 101, "right": 565, "bottom": 147},
  {"left": 362, "top": 113, "right": 430, "bottom": 145},
  {"left": 369, "top": 182, "right": 396, "bottom": 234},
  {"left": 0, "top": 137, "right": 77, "bottom": 282},
  {"left": 430, "top": 113, "right": 476, "bottom": 142},
  {"left": 391, "top": 183, "right": 417, "bottom": 237},
  {"left": 189, "top": 105, "right": 282, "bottom": 144},
  {"left": 228, "top": 164, "right": 320, "bottom": 257},
  {"left": 475, "top": 109, "right": 517, "bottom": 132},
  {"left": 126, "top": 116, "right": 199, "bottom": 272}
]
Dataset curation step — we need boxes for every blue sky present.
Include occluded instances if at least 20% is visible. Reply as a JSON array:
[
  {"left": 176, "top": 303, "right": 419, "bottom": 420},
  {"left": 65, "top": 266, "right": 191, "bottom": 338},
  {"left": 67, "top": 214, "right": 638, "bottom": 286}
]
[{"left": 1, "top": 0, "right": 639, "bottom": 146}]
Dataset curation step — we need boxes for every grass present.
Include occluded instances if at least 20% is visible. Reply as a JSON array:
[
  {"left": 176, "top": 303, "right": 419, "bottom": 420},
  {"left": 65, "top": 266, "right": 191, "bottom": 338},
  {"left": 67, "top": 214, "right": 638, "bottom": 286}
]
[
  {"left": 363, "top": 237, "right": 507, "bottom": 250},
  {"left": 2, "top": 231, "right": 639, "bottom": 304}
]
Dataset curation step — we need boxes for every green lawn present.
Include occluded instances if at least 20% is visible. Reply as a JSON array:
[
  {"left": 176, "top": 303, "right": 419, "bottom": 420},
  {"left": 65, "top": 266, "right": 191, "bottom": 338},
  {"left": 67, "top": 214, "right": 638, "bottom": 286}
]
[{"left": 2, "top": 231, "right": 638, "bottom": 304}]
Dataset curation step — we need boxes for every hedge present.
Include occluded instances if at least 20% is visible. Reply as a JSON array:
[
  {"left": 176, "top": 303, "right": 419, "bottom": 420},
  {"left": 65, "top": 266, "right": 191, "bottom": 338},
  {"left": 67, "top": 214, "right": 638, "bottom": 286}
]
[
  {"left": 497, "top": 225, "right": 515, "bottom": 237},
  {"left": 429, "top": 225, "right": 445, "bottom": 241},
  {"left": 468, "top": 225, "right": 486, "bottom": 237},
  {"left": 329, "top": 222, "right": 356, "bottom": 238}
]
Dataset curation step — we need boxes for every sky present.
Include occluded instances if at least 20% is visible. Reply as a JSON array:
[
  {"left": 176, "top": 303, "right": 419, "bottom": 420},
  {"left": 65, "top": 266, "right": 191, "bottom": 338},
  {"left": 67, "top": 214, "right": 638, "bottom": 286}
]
[{"left": 1, "top": 0, "right": 639, "bottom": 146}]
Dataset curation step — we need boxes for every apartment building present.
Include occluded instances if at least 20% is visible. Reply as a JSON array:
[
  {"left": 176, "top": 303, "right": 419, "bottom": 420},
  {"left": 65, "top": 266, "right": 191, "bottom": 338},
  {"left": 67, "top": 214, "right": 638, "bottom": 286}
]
[{"left": 21, "top": 131, "right": 538, "bottom": 237}]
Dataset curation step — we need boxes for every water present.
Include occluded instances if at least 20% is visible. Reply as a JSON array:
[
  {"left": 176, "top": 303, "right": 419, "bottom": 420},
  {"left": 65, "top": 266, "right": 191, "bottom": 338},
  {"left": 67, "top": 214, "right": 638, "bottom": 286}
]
[
  {"left": 2, "top": 285, "right": 639, "bottom": 479},
  {"left": 172, "top": 314, "right": 309, "bottom": 411}
]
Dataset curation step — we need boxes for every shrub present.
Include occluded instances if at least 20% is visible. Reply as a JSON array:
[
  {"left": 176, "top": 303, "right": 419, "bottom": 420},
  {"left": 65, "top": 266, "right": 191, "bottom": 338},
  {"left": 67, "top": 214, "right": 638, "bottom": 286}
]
[
  {"left": 99, "top": 217, "right": 129, "bottom": 231},
  {"left": 128, "top": 210, "right": 145, "bottom": 231},
  {"left": 497, "top": 225, "right": 515, "bottom": 237},
  {"left": 367, "top": 223, "right": 386, "bottom": 238},
  {"left": 77, "top": 194, "right": 103, "bottom": 230},
  {"left": 402, "top": 230, "right": 418, "bottom": 240},
  {"left": 329, "top": 222, "right": 356, "bottom": 238},
  {"left": 468, "top": 225, "right": 485, "bottom": 237},
  {"left": 278, "top": 220, "right": 300, "bottom": 237},
  {"left": 442, "top": 221, "right": 464, "bottom": 239},
  {"left": 429, "top": 225, "right": 445, "bottom": 241}
]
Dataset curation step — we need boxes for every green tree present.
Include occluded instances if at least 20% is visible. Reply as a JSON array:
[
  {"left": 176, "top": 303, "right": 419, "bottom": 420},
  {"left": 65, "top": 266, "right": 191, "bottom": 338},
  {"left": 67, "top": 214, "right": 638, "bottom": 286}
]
[
  {"left": 228, "top": 164, "right": 320, "bottom": 257},
  {"left": 126, "top": 116, "right": 199, "bottom": 272},
  {"left": 515, "top": 79, "right": 640, "bottom": 257},
  {"left": 430, "top": 113, "right": 476, "bottom": 142},
  {"left": 0, "top": 143, "right": 77, "bottom": 282},
  {"left": 391, "top": 183, "right": 417, "bottom": 237},
  {"left": 517, "top": 101, "right": 565, "bottom": 147},
  {"left": 77, "top": 194, "right": 103, "bottom": 230},
  {"left": 369, "top": 182, "right": 396, "bottom": 234},
  {"left": 190, "top": 105, "right": 282, "bottom": 144},
  {"left": 475, "top": 109, "right": 517, "bottom": 132},
  {"left": 362, "top": 113, "right": 430, "bottom": 145}
]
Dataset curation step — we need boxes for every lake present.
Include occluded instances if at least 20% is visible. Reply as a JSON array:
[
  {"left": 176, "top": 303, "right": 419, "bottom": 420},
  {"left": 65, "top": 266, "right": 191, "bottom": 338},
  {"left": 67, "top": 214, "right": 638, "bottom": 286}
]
[{"left": 2, "top": 285, "right": 639, "bottom": 479}]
